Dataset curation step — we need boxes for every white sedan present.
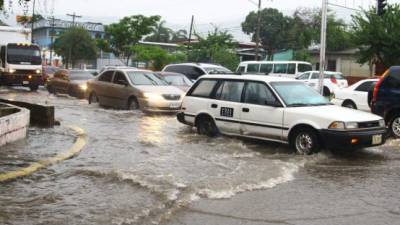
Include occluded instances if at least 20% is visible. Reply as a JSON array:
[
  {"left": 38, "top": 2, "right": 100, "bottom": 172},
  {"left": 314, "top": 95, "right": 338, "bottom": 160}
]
[
  {"left": 296, "top": 71, "right": 348, "bottom": 96},
  {"left": 331, "top": 79, "right": 378, "bottom": 111}
]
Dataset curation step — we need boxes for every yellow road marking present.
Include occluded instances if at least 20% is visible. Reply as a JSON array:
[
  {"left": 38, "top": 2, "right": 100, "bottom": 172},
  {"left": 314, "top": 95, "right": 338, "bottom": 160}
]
[{"left": 0, "top": 125, "right": 87, "bottom": 182}]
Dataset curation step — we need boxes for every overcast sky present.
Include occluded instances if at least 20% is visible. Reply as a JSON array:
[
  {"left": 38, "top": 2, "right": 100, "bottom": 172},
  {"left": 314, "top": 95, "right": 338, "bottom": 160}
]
[{"left": 2, "top": 0, "right": 398, "bottom": 41}]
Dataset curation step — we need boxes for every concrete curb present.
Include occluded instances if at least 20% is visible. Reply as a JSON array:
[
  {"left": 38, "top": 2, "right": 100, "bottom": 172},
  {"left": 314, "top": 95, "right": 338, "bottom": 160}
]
[
  {"left": 0, "top": 125, "right": 87, "bottom": 182},
  {"left": 0, "top": 103, "right": 30, "bottom": 147}
]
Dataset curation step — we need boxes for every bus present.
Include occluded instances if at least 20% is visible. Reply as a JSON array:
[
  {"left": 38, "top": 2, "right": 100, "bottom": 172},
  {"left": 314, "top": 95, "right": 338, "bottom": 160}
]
[{"left": 236, "top": 61, "right": 312, "bottom": 78}]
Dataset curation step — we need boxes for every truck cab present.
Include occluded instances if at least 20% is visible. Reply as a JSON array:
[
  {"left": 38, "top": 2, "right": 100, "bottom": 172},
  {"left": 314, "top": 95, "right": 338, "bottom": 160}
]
[{"left": 0, "top": 43, "right": 42, "bottom": 91}]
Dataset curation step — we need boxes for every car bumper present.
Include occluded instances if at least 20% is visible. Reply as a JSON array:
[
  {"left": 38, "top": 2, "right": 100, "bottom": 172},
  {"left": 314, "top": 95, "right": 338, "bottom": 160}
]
[
  {"left": 1, "top": 73, "right": 41, "bottom": 86},
  {"left": 320, "top": 128, "right": 387, "bottom": 150},
  {"left": 331, "top": 98, "right": 344, "bottom": 107},
  {"left": 177, "top": 112, "right": 194, "bottom": 125},
  {"left": 139, "top": 98, "right": 182, "bottom": 113}
]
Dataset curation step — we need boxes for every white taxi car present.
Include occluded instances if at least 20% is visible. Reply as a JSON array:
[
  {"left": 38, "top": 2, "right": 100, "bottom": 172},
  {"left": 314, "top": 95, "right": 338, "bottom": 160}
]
[
  {"left": 177, "top": 75, "right": 386, "bottom": 154},
  {"left": 332, "top": 79, "right": 378, "bottom": 111}
]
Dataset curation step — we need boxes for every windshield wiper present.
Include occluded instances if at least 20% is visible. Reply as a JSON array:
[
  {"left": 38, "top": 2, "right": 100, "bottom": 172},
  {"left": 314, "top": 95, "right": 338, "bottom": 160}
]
[{"left": 286, "top": 103, "right": 312, "bottom": 107}]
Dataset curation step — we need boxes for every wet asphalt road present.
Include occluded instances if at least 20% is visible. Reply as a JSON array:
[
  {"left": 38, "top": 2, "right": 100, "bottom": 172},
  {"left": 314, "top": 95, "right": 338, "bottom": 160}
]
[{"left": 0, "top": 87, "right": 399, "bottom": 225}]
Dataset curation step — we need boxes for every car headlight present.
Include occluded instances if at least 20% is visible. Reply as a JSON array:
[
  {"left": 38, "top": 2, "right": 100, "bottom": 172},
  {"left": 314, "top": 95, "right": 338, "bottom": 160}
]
[
  {"left": 329, "top": 121, "right": 359, "bottom": 130},
  {"left": 379, "top": 119, "right": 385, "bottom": 127},
  {"left": 328, "top": 121, "right": 345, "bottom": 129},
  {"left": 143, "top": 92, "right": 163, "bottom": 101},
  {"left": 36, "top": 69, "right": 41, "bottom": 74},
  {"left": 345, "top": 122, "right": 358, "bottom": 129},
  {"left": 9, "top": 68, "right": 16, "bottom": 73},
  {"left": 79, "top": 84, "right": 87, "bottom": 90}
]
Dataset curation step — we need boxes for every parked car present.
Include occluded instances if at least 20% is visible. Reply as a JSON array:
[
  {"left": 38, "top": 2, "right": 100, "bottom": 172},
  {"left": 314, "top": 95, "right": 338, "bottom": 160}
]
[
  {"left": 87, "top": 68, "right": 184, "bottom": 112},
  {"left": 156, "top": 71, "right": 193, "bottom": 92},
  {"left": 46, "top": 69, "right": 92, "bottom": 99},
  {"left": 296, "top": 71, "right": 348, "bottom": 96},
  {"left": 331, "top": 79, "right": 378, "bottom": 111},
  {"left": 236, "top": 61, "right": 312, "bottom": 78},
  {"left": 371, "top": 66, "right": 400, "bottom": 138},
  {"left": 162, "top": 63, "right": 232, "bottom": 80},
  {"left": 177, "top": 74, "right": 386, "bottom": 154}
]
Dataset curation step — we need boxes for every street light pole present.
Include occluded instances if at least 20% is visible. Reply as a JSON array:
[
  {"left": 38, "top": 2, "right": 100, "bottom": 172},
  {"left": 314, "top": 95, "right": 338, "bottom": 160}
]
[
  {"left": 30, "top": 0, "right": 36, "bottom": 43},
  {"left": 255, "top": 0, "right": 261, "bottom": 61},
  {"left": 319, "top": 0, "right": 328, "bottom": 95}
]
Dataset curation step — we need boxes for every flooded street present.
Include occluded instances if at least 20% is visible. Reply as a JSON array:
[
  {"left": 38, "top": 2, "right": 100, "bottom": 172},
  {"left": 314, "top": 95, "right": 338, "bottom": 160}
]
[{"left": 1, "top": 87, "right": 399, "bottom": 225}]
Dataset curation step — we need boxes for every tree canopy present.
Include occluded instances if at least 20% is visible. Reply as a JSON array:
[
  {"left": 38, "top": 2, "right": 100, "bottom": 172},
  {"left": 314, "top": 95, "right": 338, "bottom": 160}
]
[
  {"left": 54, "top": 27, "right": 97, "bottom": 68},
  {"left": 188, "top": 30, "right": 239, "bottom": 71},
  {"left": 144, "top": 20, "right": 173, "bottom": 43},
  {"left": 133, "top": 45, "right": 186, "bottom": 71},
  {"left": 99, "top": 15, "right": 160, "bottom": 65},
  {"left": 352, "top": 4, "right": 400, "bottom": 69}
]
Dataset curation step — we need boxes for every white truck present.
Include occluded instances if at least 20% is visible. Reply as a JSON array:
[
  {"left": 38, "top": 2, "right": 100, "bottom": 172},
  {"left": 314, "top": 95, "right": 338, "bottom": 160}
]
[{"left": 0, "top": 26, "right": 42, "bottom": 91}]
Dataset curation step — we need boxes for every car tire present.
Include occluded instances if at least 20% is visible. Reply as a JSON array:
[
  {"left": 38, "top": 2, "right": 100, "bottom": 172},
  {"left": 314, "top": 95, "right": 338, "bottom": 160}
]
[
  {"left": 323, "top": 86, "right": 330, "bottom": 97},
  {"left": 197, "top": 116, "right": 219, "bottom": 137},
  {"left": 29, "top": 84, "right": 39, "bottom": 92},
  {"left": 127, "top": 97, "right": 140, "bottom": 110},
  {"left": 292, "top": 128, "right": 320, "bottom": 155},
  {"left": 389, "top": 113, "right": 400, "bottom": 139},
  {"left": 89, "top": 92, "right": 98, "bottom": 104},
  {"left": 342, "top": 100, "right": 357, "bottom": 109}
]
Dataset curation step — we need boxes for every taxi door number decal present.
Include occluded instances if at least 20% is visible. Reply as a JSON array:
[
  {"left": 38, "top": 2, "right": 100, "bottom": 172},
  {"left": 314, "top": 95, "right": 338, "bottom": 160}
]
[{"left": 220, "top": 107, "right": 234, "bottom": 117}]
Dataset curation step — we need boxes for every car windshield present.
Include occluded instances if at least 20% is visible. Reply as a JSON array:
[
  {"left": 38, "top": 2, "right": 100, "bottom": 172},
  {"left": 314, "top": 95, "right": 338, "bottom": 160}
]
[
  {"left": 164, "top": 75, "right": 193, "bottom": 86},
  {"left": 270, "top": 81, "right": 330, "bottom": 107},
  {"left": 7, "top": 44, "right": 41, "bottom": 65},
  {"left": 324, "top": 73, "right": 345, "bottom": 79},
  {"left": 204, "top": 67, "right": 233, "bottom": 74},
  {"left": 69, "top": 71, "right": 94, "bottom": 80},
  {"left": 127, "top": 72, "right": 168, "bottom": 85}
]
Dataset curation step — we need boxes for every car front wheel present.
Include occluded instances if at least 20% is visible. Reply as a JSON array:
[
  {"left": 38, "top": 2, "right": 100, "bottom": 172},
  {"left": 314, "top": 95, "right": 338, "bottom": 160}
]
[
  {"left": 127, "top": 98, "right": 139, "bottom": 110},
  {"left": 293, "top": 128, "right": 320, "bottom": 155},
  {"left": 389, "top": 114, "right": 400, "bottom": 138},
  {"left": 89, "top": 92, "right": 98, "bottom": 104}
]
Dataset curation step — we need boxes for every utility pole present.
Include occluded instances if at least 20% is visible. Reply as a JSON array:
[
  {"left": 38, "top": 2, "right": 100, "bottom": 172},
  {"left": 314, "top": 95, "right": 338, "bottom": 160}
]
[
  {"left": 66, "top": 12, "right": 82, "bottom": 27},
  {"left": 318, "top": 0, "right": 328, "bottom": 95},
  {"left": 66, "top": 12, "right": 82, "bottom": 69},
  {"left": 187, "top": 15, "right": 194, "bottom": 52},
  {"left": 49, "top": 16, "right": 56, "bottom": 66},
  {"left": 30, "top": 0, "right": 36, "bottom": 43},
  {"left": 255, "top": 0, "right": 262, "bottom": 61}
]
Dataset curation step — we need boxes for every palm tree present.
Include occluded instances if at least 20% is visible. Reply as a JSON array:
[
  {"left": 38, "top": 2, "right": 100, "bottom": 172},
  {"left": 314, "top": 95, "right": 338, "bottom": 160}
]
[{"left": 144, "top": 20, "right": 173, "bottom": 43}]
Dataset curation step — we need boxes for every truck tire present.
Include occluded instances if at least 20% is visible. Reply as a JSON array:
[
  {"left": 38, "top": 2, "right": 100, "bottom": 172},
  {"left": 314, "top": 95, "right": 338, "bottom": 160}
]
[{"left": 29, "top": 84, "right": 39, "bottom": 92}]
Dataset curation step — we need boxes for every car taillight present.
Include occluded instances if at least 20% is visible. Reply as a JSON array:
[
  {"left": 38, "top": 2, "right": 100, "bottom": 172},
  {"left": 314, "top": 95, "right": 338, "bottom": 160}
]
[
  {"left": 330, "top": 77, "right": 337, "bottom": 84},
  {"left": 372, "top": 70, "right": 389, "bottom": 102}
]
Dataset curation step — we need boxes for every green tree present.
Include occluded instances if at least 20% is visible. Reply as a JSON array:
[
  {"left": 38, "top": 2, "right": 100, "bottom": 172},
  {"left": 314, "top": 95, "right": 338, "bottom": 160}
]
[
  {"left": 352, "top": 4, "right": 400, "bottom": 69},
  {"left": 242, "top": 8, "right": 292, "bottom": 60},
  {"left": 144, "top": 20, "right": 173, "bottom": 43},
  {"left": 171, "top": 29, "right": 188, "bottom": 43},
  {"left": 133, "top": 45, "right": 186, "bottom": 70},
  {"left": 53, "top": 27, "right": 97, "bottom": 68},
  {"left": 188, "top": 30, "right": 239, "bottom": 71},
  {"left": 100, "top": 15, "right": 160, "bottom": 65}
]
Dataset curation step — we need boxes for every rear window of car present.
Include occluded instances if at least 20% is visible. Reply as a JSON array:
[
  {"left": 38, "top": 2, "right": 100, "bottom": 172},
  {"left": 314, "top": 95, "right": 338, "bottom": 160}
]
[{"left": 190, "top": 79, "right": 218, "bottom": 97}]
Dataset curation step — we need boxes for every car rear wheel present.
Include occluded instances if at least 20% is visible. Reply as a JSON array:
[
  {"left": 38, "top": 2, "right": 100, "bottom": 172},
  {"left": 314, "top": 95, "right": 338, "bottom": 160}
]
[
  {"left": 389, "top": 114, "right": 400, "bottom": 138},
  {"left": 89, "top": 92, "right": 98, "bottom": 104},
  {"left": 197, "top": 116, "right": 219, "bottom": 137},
  {"left": 342, "top": 100, "right": 357, "bottom": 109},
  {"left": 293, "top": 128, "right": 320, "bottom": 155},
  {"left": 127, "top": 98, "right": 139, "bottom": 110},
  {"left": 29, "top": 84, "right": 39, "bottom": 92}
]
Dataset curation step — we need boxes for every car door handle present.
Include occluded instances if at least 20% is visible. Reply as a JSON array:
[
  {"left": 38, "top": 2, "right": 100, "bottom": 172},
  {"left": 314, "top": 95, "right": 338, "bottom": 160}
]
[
  {"left": 211, "top": 104, "right": 218, "bottom": 108},
  {"left": 242, "top": 108, "right": 250, "bottom": 112}
]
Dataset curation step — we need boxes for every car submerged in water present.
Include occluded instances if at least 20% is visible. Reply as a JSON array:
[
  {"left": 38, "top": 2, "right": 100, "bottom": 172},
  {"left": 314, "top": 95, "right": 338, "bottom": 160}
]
[
  {"left": 87, "top": 68, "right": 184, "bottom": 113},
  {"left": 177, "top": 74, "right": 386, "bottom": 154}
]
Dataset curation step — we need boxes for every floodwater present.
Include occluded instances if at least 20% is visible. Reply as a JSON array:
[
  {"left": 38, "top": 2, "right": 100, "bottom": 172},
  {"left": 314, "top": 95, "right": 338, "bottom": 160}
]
[{"left": 0, "top": 87, "right": 399, "bottom": 225}]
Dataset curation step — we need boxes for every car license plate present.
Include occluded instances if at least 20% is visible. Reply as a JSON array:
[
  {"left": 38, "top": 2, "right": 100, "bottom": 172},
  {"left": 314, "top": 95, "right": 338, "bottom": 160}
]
[
  {"left": 22, "top": 81, "right": 29, "bottom": 85},
  {"left": 170, "top": 102, "right": 181, "bottom": 108},
  {"left": 372, "top": 134, "right": 382, "bottom": 145}
]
